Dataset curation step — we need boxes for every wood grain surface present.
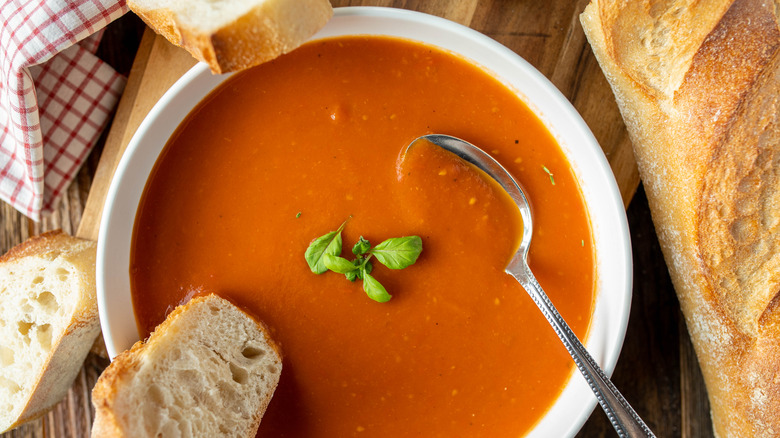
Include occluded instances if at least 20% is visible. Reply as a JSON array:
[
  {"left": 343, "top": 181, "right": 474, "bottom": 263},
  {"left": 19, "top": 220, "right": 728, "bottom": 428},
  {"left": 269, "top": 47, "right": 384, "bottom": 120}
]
[{"left": 0, "top": 1, "right": 713, "bottom": 437}]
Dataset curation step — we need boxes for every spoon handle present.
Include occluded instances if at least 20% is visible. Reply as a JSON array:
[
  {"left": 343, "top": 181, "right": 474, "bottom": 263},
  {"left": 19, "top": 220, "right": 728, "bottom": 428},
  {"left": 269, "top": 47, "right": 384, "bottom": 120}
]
[{"left": 507, "top": 260, "right": 655, "bottom": 438}]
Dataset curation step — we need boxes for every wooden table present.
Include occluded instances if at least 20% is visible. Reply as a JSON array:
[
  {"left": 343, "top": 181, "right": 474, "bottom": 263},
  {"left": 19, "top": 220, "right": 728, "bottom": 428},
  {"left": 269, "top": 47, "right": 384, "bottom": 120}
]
[{"left": 0, "top": 2, "right": 713, "bottom": 437}]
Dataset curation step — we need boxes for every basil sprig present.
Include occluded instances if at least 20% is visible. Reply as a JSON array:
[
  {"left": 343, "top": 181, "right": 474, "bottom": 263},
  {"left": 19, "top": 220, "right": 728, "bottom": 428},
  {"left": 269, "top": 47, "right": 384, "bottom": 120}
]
[{"left": 305, "top": 222, "right": 423, "bottom": 302}]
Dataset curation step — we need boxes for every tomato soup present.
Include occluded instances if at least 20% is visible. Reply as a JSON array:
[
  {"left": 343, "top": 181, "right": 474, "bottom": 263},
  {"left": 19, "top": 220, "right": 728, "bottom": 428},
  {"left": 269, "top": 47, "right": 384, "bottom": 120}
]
[{"left": 131, "top": 36, "right": 594, "bottom": 437}]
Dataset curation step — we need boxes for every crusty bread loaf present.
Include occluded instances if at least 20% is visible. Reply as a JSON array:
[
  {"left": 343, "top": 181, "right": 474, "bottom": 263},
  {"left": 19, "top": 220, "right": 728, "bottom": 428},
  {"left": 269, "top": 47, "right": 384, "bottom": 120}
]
[
  {"left": 581, "top": 0, "right": 780, "bottom": 436},
  {"left": 0, "top": 230, "right": 99, "bottom": 432},
  {"left": 91, "top": 294, "right": 282, "bottom": 438},
  {"left": 128, "top": 0, "right": 333, "bottom": 73}
]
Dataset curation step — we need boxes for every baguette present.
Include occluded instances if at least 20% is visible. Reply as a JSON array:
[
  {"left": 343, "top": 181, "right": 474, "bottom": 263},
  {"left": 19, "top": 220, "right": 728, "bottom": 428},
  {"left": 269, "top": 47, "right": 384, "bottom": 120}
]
[
  {"left": 128, "top": 0, "right": 333, "bottom": 74},
  {"left": 91, "top": 294, "right": 282, "bottom": 437},
  {"left": 581, "top": 0, "right": 780, "bottom": 436},
  {"left": 0, "top": 230, "right": 99, "bottom": 432}
]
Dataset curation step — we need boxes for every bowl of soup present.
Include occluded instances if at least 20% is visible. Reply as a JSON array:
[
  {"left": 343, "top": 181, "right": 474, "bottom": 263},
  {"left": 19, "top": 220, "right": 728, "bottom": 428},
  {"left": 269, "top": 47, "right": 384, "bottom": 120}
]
[{"left": 97, "top": 7, "right": 632, "bottom": 437}]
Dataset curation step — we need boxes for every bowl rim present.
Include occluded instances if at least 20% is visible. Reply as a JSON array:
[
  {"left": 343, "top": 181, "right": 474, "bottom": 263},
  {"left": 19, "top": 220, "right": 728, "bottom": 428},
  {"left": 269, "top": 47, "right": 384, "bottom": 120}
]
[{"left": 97, "top": 6, "right": 632, "bottom": 437}]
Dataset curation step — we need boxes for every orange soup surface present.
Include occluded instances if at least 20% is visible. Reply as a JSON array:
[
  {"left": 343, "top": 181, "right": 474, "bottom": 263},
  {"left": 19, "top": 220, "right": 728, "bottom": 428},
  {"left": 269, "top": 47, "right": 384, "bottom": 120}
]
[{"left": 131, "top": 36, "right": 595, "bottom": 437}]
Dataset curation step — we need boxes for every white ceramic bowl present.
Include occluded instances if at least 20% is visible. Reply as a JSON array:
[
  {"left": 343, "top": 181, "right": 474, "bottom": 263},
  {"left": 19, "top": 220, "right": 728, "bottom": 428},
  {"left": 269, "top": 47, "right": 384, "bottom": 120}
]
[{"left": 97, "top": 7, "right": 632, "bottom": 437}]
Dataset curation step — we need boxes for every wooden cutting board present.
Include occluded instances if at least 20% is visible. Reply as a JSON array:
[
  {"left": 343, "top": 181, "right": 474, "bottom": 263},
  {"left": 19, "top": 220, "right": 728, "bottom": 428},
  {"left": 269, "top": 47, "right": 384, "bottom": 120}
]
[
  {"left": 76, "top": 1, "right": 639, "bottom": 243},
  {"left": 75, "top": 30, "right": 196, "bottom": 240}
]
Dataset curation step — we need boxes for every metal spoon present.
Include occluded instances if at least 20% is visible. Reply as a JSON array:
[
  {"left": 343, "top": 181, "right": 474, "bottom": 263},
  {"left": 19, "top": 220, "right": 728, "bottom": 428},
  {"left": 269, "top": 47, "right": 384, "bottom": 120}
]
[{"left": 404, "top": 134, "right": 654, "bottom": 438}]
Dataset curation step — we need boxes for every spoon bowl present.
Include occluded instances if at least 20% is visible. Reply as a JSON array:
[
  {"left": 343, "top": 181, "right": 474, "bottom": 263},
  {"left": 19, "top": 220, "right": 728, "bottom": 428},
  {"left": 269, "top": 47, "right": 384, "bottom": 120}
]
[{"left": 405, "top": 134, "right": 654, "bottom": 438}]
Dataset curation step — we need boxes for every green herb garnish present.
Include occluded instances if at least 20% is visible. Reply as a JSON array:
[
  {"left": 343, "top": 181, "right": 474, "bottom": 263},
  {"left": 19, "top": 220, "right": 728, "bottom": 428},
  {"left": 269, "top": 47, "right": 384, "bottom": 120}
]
[
  {"left": 352, "top": 236, "right": 371, "bottom": 255},
  {"left": 296, "top": 212, "right": 302, "bottom": 218},
  {"left": 304, "top": 218, "right": 348, "bottom": 274},
  {"left": 369, "top": 236, "right": 423, "bottom": 269},
  {"left": 322, "top": 254, "right": 357, "bottom": 274},
  {"left": 305, "top": 222, "right": 423, "bottom": 302},
  {"left": 542, "top": 165, "right": 555, "bottom": 185},
  {"left": 363, "top": 272, "right": 391, "bottom": 303}
]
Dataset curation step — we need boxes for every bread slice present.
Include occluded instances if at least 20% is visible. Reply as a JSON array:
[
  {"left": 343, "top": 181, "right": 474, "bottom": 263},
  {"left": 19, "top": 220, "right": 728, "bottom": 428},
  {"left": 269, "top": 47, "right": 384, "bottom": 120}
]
[
  {"left": 0, "top": 230, "right": 99, "bottom": 432},
  {"left": 581, "top": 0, "right": 780, "bottom": 436},
  {"left": 128, "top": 0, "right": 333, "bottom": 73},
  {"left": 91, "top": 294, "right": 282, "bottom": 438}
]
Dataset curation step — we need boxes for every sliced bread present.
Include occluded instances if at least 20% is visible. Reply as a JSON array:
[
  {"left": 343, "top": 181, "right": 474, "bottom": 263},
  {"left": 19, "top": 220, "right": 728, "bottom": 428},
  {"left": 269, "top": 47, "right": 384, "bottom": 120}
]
[
  {"left": 0, "top": 230, "right": 99, "bottom": 432},
  {"left": 128, "top": 0, "right": 333, "bottom": 73},
  {"left": 91, "top": 294, "right": 283, "bottom": 438}
]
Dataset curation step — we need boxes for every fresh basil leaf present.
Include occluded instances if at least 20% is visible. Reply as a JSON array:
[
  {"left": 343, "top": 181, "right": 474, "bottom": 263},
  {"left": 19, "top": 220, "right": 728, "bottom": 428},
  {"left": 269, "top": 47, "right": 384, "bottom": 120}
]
[
  {"left": 304, "top": 225, "right": 345, "bottom": 274},
  {"left": 369, "top": 236, "right": 423, "bottom": 269},
  {"left": 363, "top": 272, "right": 392, "bottom": 302},
  {"left": 356, "top": 260, "right": 373, "bottom": 280},
  {"left": 349, "top": 258, "right": 363, "bottom": 280},
  {"left": 323, "top": 254, "right": 359, "bottom": 274},
  {"left": 352, "top": 236, "right": 371, "bottom": 255}
]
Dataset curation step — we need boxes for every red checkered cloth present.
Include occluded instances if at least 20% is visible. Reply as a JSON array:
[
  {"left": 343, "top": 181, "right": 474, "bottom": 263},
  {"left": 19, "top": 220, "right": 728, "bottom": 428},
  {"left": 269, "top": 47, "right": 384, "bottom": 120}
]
[{"left": 1, "top": 0, "right": 129, "bottom": 221}]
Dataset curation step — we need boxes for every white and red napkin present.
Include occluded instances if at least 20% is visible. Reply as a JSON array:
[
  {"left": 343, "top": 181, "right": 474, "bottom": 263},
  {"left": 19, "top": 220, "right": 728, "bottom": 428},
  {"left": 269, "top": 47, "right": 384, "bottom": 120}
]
[{"left": 1, "top": 0, "right": 129, "bottom": 221}]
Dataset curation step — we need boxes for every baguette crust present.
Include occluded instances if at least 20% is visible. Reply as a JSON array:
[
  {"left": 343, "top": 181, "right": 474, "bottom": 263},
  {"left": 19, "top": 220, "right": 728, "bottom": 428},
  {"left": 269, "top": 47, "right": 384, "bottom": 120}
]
[
  {"left": 128, "top": 0, "right": 333, "bottom": 74},
  {"left": 0, "top": 230, "right": 99, "bottom": 432},
  {"left": 91, "top": 294, "right": 282, "bottom": 437},
  {"left": 582, "top": 0, "right": 780, "bottom": 436}
]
